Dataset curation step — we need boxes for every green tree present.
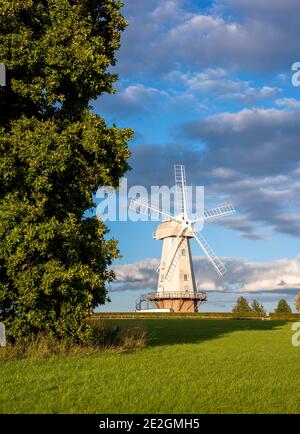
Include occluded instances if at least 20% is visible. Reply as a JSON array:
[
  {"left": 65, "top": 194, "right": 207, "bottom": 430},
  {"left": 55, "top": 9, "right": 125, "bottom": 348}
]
[
  {"left": 295, "top": 293, "right": 300, "bottom": 313},
  {"left": 232, "top": 296, "right": 252, "bottom": 313},
  {"left": 251, "top": 299, "right": 266, "bottom": 316},
  {"left": 274, "top": 299, "right": 292, "bottom": 314},
  {"left": 0, "top": 0, "right": 133, "bottom": 343}
]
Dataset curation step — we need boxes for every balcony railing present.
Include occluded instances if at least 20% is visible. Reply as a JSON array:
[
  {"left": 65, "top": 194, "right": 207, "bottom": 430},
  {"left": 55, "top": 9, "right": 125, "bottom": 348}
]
[{"left": 145, "top": 291, "right": 207, "bottom": 301}]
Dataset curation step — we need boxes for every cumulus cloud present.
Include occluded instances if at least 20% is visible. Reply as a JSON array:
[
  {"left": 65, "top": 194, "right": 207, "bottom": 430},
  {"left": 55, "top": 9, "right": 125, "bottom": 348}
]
[
  {"left": 210, "top": 172, "right": 300, "bottom": 238},
  {"left": 94, "top": 1, "right": 300, "bottom": 242},
  {"left": 112, "top": 258, "right": 159, "bottom": 292},
  {"left": 214, "top": 215, "right": 266, "bottom": 241},
  {"left": 220, "top": 0, "right": 300, "bottom": 25},
  {"left": 94, "top": 84, "right": 167, "bottom": 116},
  {"left": 117, "top": 0, "right": 188, "bottom": 75},
  {"left": 164, "top": 68, "right": 281, "bottom": 105},
  {"left": 117, "top": 0, "right": 300, "bottom": 75},
  {"left": 218, "top": 86, "right": 281, "bottom": 104},
  {"left": 125, "top": 103, "right": 300, "bottom": 239},
  {"left": 276, "top": 98, "right": 300, "bottom": 110},
  {"left": 112, "top": 255, "right": 300, "bottom": 294},
  {"left": 179, "top": 106, "right": 300, "bottom": 176},
  {"left": 99, "top": 67, "right": 280, "bottom": 118}
]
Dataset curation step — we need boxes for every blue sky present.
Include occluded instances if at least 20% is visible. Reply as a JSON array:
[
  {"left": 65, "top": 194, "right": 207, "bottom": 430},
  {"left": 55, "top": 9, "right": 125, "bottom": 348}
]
[{"left": 93, "top": 0, "right": 300, "bottom": 313}]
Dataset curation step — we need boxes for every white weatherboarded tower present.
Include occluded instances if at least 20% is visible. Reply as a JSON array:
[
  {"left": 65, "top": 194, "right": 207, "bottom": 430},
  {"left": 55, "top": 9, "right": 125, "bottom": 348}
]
[{"left": 130, "top": 165, "right": 235, "bottom": 312}]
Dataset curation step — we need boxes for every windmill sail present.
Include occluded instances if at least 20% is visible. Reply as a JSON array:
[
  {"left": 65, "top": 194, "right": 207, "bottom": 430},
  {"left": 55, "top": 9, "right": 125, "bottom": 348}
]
[
  {"left": 174, "top": 164, "right": 187, "bottom": 215},
  {"left": 193, "top": 230, "right": 226, "bottom": 276},
  {"left": 193, "top": 204, "right": 235, "bottom": 223}
]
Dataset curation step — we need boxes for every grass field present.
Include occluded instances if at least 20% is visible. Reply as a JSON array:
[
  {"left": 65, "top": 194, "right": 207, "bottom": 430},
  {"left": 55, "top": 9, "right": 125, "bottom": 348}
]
[{"left": 1, "top": 319, "right": 299, "bottom": 414}]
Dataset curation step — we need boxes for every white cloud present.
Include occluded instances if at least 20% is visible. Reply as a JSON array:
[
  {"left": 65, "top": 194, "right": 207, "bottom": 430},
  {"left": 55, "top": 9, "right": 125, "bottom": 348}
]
[
  {"left": 276, "top": 98, "right": 300, "bottom": 110},
  {"left": 118, "top": 0, "right": 300, "bottom": 75},
  {"left": 165, "top": 68, "right": 281, "bottom": 104},
  {"left": 113, "top": 258, "right": 159, "bottom": 291},
  {"left": 180, "top": 107, "right": 300, "bottom": 163},
  {"left": 95, "top": 83, "right": 167, "bottom": 116},
  {"left": 151, "top": 0, "right": 190, "bottom": 23},
  {"left": 112, "top": 255, "right": 300, "bottom": 294},
  {"left": 125, "top": 102, "right": 300, "bottom": 240},
  {"left": 218, "top": 86, "right": 281, "bottom": 104}
]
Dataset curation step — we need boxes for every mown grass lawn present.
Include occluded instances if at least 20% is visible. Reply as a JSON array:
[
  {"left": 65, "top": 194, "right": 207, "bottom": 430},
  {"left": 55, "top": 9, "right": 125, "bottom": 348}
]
[{"left": 0, "top": 319, "right": 299, "bottom": 414}]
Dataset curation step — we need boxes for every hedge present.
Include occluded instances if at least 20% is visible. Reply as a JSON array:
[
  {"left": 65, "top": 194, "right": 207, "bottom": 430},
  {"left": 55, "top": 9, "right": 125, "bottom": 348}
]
[
  {"left": 269, "top": 313, "right": 300, "bottom": 321},
  {"left": 90, "top": 312, "right": 268, "bottom": 320}
]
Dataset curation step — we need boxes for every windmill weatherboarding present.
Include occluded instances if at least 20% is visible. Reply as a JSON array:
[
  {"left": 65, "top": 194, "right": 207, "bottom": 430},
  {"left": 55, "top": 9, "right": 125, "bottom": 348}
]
[{"left": 130, "top": 165, "right": 236, "bottom": 312}]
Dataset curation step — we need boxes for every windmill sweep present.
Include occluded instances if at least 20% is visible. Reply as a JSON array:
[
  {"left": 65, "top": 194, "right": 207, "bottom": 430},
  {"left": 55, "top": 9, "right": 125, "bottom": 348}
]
[{"left": 130, "top": 165, "right": 236, "bottom": 312}]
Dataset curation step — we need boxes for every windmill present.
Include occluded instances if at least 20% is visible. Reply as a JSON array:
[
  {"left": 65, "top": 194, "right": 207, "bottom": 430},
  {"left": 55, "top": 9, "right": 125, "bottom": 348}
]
[{"left": 130, "top": 165, "right": 236, "bottom": 312}]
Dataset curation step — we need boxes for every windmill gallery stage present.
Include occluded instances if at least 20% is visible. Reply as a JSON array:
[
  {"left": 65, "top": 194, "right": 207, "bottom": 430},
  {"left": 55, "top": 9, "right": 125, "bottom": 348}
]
[{"left": 130, "top": 165, "right": 236, "bottom": 313}]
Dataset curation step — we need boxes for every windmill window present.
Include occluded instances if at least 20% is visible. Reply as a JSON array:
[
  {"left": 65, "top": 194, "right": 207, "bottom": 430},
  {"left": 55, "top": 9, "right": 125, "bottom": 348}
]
[
  {"left": 184, "top": 274, "right": 188, "bottom": 281},
  {"left": 182, "top": 249, "right": 186, "bottom": 256}
]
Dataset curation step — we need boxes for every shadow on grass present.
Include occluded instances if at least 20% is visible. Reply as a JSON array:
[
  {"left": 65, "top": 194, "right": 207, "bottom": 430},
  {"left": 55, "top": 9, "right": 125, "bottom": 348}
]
[{"left": 105, "top": 319, "right": 288, "bottom": 347}]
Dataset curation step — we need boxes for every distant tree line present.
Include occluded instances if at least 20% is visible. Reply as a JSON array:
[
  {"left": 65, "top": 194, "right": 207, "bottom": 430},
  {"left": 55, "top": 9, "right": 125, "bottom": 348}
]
[
  {"left": 232, "top": 297, "right": 266, "bottom": 315},
  {"left": 232, "top": 294, "right": 300, "bottom": 315}
]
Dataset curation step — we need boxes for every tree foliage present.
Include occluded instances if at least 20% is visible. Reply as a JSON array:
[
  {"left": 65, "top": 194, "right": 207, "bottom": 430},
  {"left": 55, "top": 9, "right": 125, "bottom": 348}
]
[
  {"left": 232, "top": 297, "right": 267, "bottom": 315},
  {"left": 274, "top": 299, "right": 292, "bottom": 314},
  {"left": 251, "top": 299, "right": 266, "bottom": 316},
  {"left": 295, "top": 293, "right": 300, "bottom": 313},
  {"left": 0, "top": 0, "right": 133, "bottom": 342},
  {"left": 232, "top": 296, "right": 252, "bottom": 313}
]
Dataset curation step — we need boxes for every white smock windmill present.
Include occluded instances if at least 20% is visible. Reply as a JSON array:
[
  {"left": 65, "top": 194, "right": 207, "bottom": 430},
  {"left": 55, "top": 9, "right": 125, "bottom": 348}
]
[{"left": 130, "top": 165, "right": 236, "bottom": 312}]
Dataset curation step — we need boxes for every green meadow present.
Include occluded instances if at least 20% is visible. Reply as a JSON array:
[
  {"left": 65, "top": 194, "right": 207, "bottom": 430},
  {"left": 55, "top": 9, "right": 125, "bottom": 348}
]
[{"left": 1, "top": 319, "right": 299, "bottom": 414}]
